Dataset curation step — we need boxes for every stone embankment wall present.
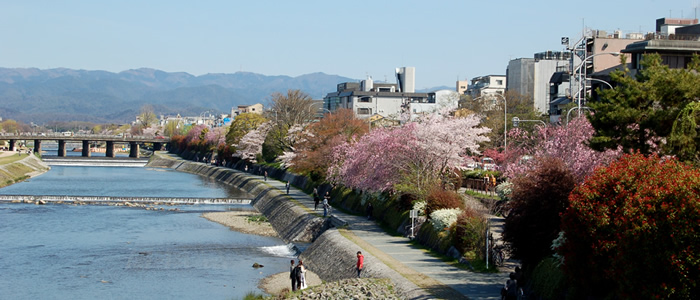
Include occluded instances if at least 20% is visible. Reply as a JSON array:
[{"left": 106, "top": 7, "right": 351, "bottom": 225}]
[
  {"left": 148, "top": 153, "right": 326, "bottom": 243},
  {"left": 0, "top": 154, "right": 50, "bottom": 188},
  {"left": 148, "top": 153, "right": 429, "bottom": 299}
]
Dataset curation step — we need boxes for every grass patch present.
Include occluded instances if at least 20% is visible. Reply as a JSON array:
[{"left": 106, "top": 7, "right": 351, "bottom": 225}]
[
  {"left": 246, "top": 215, "right": 268, "bottom": 223},
  {"left": 0, "top": 154, "right": 24, "bottom": 165},
  {"left": 463, "top": 189, "right": 499, "bottom": 201}
]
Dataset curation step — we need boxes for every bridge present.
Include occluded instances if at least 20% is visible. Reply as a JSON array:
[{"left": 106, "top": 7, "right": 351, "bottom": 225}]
[
  {"left": 0, "top": 195, "right": 251, "bottom": 205},
  {"left": 0, "top": 133, "right": 170, "bottom": 158}
]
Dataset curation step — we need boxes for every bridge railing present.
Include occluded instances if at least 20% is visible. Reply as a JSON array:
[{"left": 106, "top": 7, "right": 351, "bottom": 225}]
[{"left": 0, "top": 133, "right": 170, "bottom": 142}]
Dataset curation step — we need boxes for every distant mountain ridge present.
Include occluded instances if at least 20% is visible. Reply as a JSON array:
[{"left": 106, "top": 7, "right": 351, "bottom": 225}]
[{"left": 0, "top": 67, "right": 356, "bottom": 124}]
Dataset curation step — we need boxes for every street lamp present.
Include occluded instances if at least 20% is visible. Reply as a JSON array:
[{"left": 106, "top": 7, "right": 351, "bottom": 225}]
[
  {"left": 512, "top": 117, "right": 546, "bottom": 128},
  {"left": 512, "top": 117, "right": 547, "bottom": 139},
  {"left": 571, "top": 52, "right": 621, "bottom": 117}
]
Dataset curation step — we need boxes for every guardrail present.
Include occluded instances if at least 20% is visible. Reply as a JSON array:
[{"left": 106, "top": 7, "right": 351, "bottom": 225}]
[
  {"left": 0, "top": 195, "right": 251, "bottom": 205},
  {"left": 0, "top": 133, "right": 170, "bottom": 142}
]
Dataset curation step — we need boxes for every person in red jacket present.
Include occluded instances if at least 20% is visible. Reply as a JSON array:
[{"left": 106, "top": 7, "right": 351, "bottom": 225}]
[{"left": 356, "top": 251, "right": 364, "bottom": 278}]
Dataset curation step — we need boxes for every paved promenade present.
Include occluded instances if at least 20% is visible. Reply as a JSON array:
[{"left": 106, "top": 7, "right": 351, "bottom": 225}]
[{"left": 242, "top": 169, "right": 513, "bottom": 299}]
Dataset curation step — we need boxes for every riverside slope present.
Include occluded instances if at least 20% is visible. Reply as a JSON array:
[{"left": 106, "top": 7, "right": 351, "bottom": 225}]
[{"left": 147, "top": 152, "right": 432, "bottom": 299}]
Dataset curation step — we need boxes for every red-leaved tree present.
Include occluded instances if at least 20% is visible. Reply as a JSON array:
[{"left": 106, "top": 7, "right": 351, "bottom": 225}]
[{"left": 559, "top": 153, "right": 700, "bottom": 299}]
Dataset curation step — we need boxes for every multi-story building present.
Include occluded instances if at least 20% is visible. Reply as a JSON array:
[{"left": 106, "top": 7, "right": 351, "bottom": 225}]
[
  {"left": 456, "top": 80, "right": 469, "bottom": 95},
  {"left": 507, "top": 51, "right": 570, "bottom": 114},
  {"left": 464, "top": 75, "right": 506, "bottom": 99},
  {"left": 549, "top": 29, "right": 643, "bottom": 122},
  {"left": 231, "top": 103, "right": 264, "bottom": 117},
  {"left": 323, "top": 67, "right": 431, "bottom": 120}
]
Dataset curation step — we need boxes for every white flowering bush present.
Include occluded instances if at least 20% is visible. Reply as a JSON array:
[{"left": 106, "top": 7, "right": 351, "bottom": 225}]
[
  {"left": 412, "top": 201, "right": 427, "bottom": 216},
  {"left": 429, "top": 208, "right": 462, "bottom": 231},
  {"left": 496, "top": 181, "right": 513, "bottom": 201}
]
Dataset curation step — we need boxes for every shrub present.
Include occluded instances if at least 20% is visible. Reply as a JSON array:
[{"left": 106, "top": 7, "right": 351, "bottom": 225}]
[
  {"left": 425, "top": 188, "right": 465, "bottom": 217},
  {"left": 530, "top": 258, "right": 566, "bottom": 300},
  {"left": 412, "top": 201, "right": 427, "bottom": 216},
  {"left": 502, "top": 156, "right": 576, "bottom": 270},
  {"left": 559, "top": 154, "right": 700, "bottom": 299},
  {"left": 417, "top": 219, "right": 453, "bottom": 253},
  {"left": 452, "top": 209, "right": 488, "bottom": 258},
  {"left": 495, "top": 181, "right": 513, "bottom": 201},
  {"left": 429, "top": 208, "right": 462, "bottom": 231}
]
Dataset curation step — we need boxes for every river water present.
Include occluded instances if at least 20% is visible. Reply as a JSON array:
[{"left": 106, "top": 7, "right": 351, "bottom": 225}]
[{"left": 0, "top": 166, "right": 294, "bottom": 300}]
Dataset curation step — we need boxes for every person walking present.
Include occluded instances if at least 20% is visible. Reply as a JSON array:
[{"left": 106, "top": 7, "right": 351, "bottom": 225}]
[
  {"left": 290, "top": 259, "right": 298, "bottom": 291},
  {"left": 322, "top": 192, "right": 330, "bottom": 217},
  {"left": 366, "top": 202, "right": 374, "bottom": 220},
  {"left": 285, "top": 181, "right": 290, "bottom": 194},
  {"left": 264, "top": 170, "right": 268, "bottom": 181},
  {"left": 313, "top": 188, "right": 319, "bottom": 210},
  {"left": 244, "top": 165, "right": 248, "bottom": 173},
  {"left": 356, "top": 251, "right": 364, "bottom": 278}
]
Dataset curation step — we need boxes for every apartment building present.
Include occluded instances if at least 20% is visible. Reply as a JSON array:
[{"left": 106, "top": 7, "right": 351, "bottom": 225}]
[{"left": 323, "top": 67, "right": 431, "bottom": 120}]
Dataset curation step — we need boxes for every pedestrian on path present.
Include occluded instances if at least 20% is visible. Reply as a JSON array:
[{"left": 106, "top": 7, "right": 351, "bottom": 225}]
[
  {"left": 264, "top": 170, "right": 268, "bottom": 181},
  {"left": 244, "top": 165, "right": 248, "bottom": 173},
  {"left": 290, "top": 259, "right": 297, "bottom": 291},
  {"left": 285, "top": 181, "right": 290, "bottom": 194},
  {"left": 356, "top": 251, "right": 364, "bottom": 278},
  {"left": 313, "top": 188, "right": 320, "bottom": 210},
  {"left": 366, "top": 202, "right": 373, "bottom": 220},
  {"left": 322, "top": 192, "right": 330, "bottom": 217}
]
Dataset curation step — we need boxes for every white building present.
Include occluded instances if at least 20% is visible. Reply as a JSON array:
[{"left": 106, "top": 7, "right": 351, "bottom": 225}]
[
  {"left": 464, "top": 75, "right": 506, "bottom": 99},
  {"left": 410, "top": 89, "right": 460, "bottom": 119},
  {"left": 323, "top": 67, "right": 431, "bottom": 120}
]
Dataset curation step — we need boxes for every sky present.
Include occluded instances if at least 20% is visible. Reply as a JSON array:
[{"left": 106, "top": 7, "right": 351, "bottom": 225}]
[{"left": 1, "top": 0, "right": 698, "bottom": 89}]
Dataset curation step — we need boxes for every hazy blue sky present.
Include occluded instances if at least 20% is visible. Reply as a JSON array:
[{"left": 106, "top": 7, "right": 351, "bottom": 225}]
[{"left": 1, "top": 0, "right": 697, "bottom": 88}]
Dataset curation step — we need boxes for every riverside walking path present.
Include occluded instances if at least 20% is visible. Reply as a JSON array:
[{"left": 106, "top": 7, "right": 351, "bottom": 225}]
[{"left": 240, "top": 168, "right": 512, "bottom": 299}]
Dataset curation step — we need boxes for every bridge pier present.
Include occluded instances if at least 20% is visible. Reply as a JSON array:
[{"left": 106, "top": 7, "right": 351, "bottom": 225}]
[
  {"left": 58, "top": 140, "right": 66, "bottom": 157},
  {"left": 33, "top": 140, "right": 41, "bottom": 154},
  {"left": 106, "top": 141, "right": 114, "bottom": 157},
  {"left": 9, "top": 139, "right": 16, "bottom": 151},
  {"left": 82, "top": 140, "right": 91, "bottom": 157},
  {"left": 129, "top": 142, "right": 139, "bottom": 158}
]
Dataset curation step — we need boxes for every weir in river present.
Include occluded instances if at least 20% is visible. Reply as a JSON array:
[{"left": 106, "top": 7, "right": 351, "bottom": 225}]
[{"left": 0, "top": 195, "right": 251, "bottom": 205}]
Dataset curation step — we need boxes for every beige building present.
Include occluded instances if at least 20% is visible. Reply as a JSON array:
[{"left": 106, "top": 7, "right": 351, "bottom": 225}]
[
  {"left": 456, "top": 80, "right": 469, "bottom": 95},
  {"left": 231, "top": 103, "right": 264, "bottom": 117}
]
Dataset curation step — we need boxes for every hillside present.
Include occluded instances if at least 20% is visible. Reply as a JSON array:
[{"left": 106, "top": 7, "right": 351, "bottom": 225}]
[{"left": 0, "top": 68, "right": 355, "bottom": 124}]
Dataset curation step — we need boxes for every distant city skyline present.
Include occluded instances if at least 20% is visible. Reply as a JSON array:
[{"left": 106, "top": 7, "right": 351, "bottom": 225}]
[{"left": 1, "top": 0, "right": 697, "bottom": 89}]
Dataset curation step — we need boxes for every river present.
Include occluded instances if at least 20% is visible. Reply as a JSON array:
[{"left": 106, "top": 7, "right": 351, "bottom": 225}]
[{"left": 0, "top": 165, "right": 293, "bottom": 300}]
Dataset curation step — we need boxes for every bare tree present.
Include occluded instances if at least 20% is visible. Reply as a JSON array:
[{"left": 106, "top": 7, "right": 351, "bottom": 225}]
[
  {"left": 265, "top": 90, "right": 316, "bottom": 128},
  {"left": 261, "top": 90, "right": 316, "bottom": 161},
  {"left": 138, "top": 105, "right": 158, "bottom": 129}
]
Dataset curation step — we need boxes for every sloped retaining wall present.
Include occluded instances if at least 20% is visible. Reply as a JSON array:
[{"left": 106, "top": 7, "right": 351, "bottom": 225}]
[
  {"left": 148, "top": 153, "right": 429, "bottom": 299},
  {"left": 0, "top": 154, "right": 50, "bottom": 187},
  {"left": 148, "top": 153, "right": 326, "bottom": 243}
]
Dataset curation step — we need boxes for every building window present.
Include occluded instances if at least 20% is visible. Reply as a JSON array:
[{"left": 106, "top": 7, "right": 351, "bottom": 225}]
[
  {"left": 358, "top": 96, "right": 372, "bottom": 103},
  {"left": 496, "top": 80, "right": 503, "bottom": 85},
  {"left": 357, "top": 108, "right": 372, "bottom": 115}
]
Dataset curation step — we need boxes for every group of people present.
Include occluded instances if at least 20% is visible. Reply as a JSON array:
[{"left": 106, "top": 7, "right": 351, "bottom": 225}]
[
  {"left": 289, "top": 251, "right": 364, "bottom": 292},
  {"left": 312, "top": 188, "right": 332, "bottom": 218},
  {"left": 501, "top": 267, "right": 523, "bottom": 300},
  {"left": 289, "top": 259, "right": 307, "bottom": 291}
]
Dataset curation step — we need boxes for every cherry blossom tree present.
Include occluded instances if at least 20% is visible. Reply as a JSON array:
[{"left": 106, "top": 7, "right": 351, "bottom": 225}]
[
  {"left": 328, "top": 112, "right": 490, "bottom": 193},
  {"left": 204, "top": 126, "right": 227, "bottom": 148},
  {"left": 504, "top": 116, "right": 620, "bottom": 183},
  {"left": 233, "top": 122, "right": 272, "bottom": 163}
]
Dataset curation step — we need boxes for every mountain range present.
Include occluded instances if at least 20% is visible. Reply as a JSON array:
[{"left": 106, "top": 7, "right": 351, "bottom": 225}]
[{"left": 0, "top": 67, "right": 358, "bottom": 124}]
